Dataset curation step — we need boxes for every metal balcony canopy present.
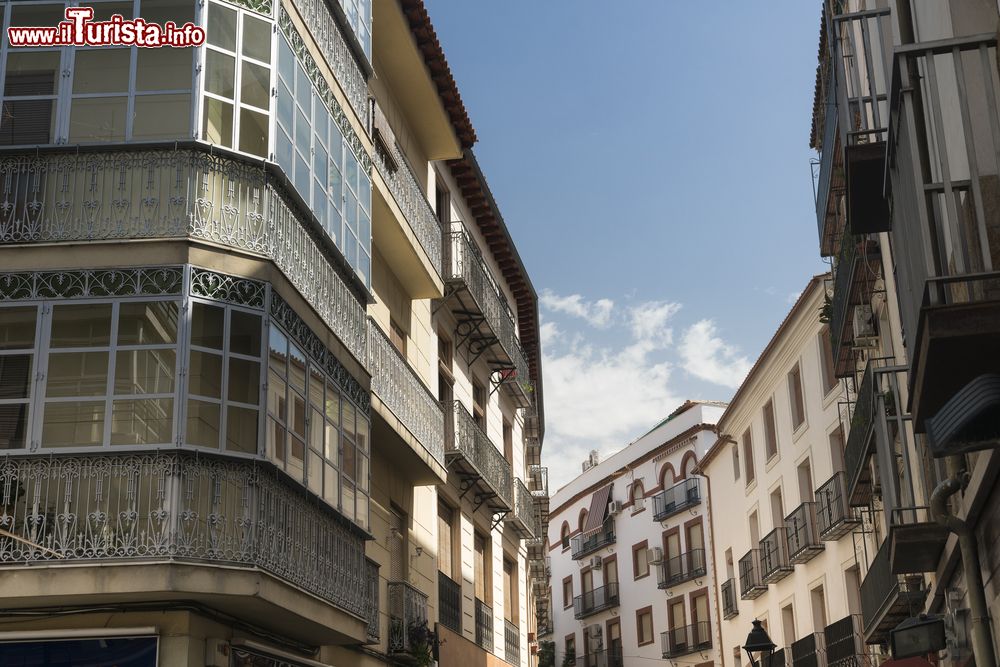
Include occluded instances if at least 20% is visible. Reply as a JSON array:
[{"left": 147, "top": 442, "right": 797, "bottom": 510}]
[{"left": 583, "top": 485, "right": 613, "bottom": 533}]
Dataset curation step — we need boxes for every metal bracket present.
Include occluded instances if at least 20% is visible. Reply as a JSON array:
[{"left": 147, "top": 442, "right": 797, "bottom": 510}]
[{"left": 490, "top": 510, "right": 509, "bottom": 532}]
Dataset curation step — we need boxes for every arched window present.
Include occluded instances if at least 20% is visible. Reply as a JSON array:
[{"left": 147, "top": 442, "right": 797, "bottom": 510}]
[
  {"left": 560, "top": 522, "right": 571, "bottom": 550},
  {"left": 578, "top": 509, "right": 589, "bottom": 533},
  {"left": 631, "top": 481, "right": 645, "bottom": 507}
]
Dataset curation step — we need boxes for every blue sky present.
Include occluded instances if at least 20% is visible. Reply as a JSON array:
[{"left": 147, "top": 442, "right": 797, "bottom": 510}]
[{"left": 424, "top": 1, "right": 828, "bottom": 488}]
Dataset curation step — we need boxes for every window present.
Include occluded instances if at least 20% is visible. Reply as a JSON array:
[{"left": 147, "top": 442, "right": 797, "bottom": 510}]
[
  {"left": 561, "top": 523, "right": 571, "bottom": 551},
  {"left": 436, "top": 181, "right": 451, "bottom": 227},
  {"left": 819, "top": 327, "right": 837, "bottom": 394},
  {"left": 691, "top": 591, "right": 709, "bottom": 642},
  {"left": 632, "top": 541, "right": 649, "bottom": 580},
  {"left": 788, "top": 363, "right": 806, "bottom": 429},
  {"left": 564, "top": 635, "right": 576, "bottom": 664},
  {"left": 636, "top": 606, "right": 654, "bottom": 646},
  {"left": 763, "top": 400, "right": 778, "bottom": 460},
  {"left": 503, "top": 418, "right": 513, "bottom": 462},
  {"left": 438, "top": 331, "right": 453, "bottom": 372},
  {"left": 438, "top": 502, "right": 455, "bottom": 579},
  {"left": 732, "top": 445, "right": 740, "bottom": 481},
  {"left": 336, "top": 0, "right": 371, "bottom": 58},
  {"left": 668, "top": 598, "right": 686, "bottom": 636},
  {"left": 0, "top": 306, "right": 38, "bottom": 449},
  {"left": 664, "top": 529, "right": 681, "bottom": 580},
  {"left": 389, "top": 318, "right": 406, "bottom": 356},
  {"left": 503, "top": 558, "right": 518, "bottom": 623},
  {"left": 770, "top": 488, "right": 784, "bottom": 531},
  {"left": 474, "top": 531, "right": 490, "bottom": 602},
  {"left": 578, "top": 509, "right": 589, "bottom": 533},
  {"left": 562, "top": 576, "right": 573, "bottom": 609},
  {"left": 472, "top": 380, "right": 487, "bottom": 429},
  {"left": 829, "top": 425, "right": 845, "bottom": 473},
  {"left": 742, "top": 428, "right": 755, "bottom": 485},
  {"left": 630, "top": 481, "right": 645, "bottom": 510}
]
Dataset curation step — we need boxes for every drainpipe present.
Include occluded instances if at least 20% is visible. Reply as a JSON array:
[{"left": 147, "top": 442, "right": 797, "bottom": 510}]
[
  {"left": 929, "top": 456, "right": 997, "bottom": 667},
  {"left": 696, "top": 467, "right": 728, "bottom": 666}
]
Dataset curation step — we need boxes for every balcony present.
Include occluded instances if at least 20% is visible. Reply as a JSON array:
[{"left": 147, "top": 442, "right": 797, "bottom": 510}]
[
  {"left": 886, "top": 34, "right": 1000, "bottom": 431},
  {"left": 813, "top": 52, "right": 844, "bottom": 257},
  {"left": 739, "top": 549, "right": 767, "bottom": 600},
  {"left": 0, "top": 146, "right": 368, "bottom": 365},
  {"left": 438, "top": 572, "right": 461, "bottom": 634},
  {"left": 371, "top": 104, "right": 443, "bottom": 298},
  {"left": 366, "top": 559, "right": 381, "bottom": 644},
  {"left": 772, "top": 647, "right": 789, "bottom": 667},
  {"left": 508, "top": 478, "right": 538, "bottom": 539},
  {"left": 443, "top": 401, "right": 513, "bottom": 511},
  {"left": 721, "top": 578, "right": 739, "bottom": 619},
  {"left": 759, "top": 528, "right": 794, "bottom": 583},
  {"left": 388, "top": 582, "right": 429, "bottom": 656},
  {"left": 790, "top": 632, "right": 825, "bottom": 667},
  {"left": 844, "top": 362, "right": 876, "bottom": 506},
  {"left": 785, "top": 502, "right": 825, "bottom": 564},
  {"left": 369, "top": 320, "right": 446, "bottom": 480},
  {"left": 579, "top": 648, "right": 623, "bottom": 667},
  {"left": 815, "top": 472, "right": 860, "bottom": 540},
  {"left": 888, "top": 506, "right": 948, "bottom": 574},
  {"left": 824, "top": 615, "right": 863, "bottom": 667},
  {"left": 661, "top": 622, "right": 711, "bottom": 659},
  {"left": 651, "top": 478, "right": 701, "bottom": 521},
  {"left": 475, "top": 598, "right": 494, "bottom": 651},
  {"left": 527, "top": 537, "right": 546, "bottom": 564},
  {"left": 528, "top": 464, "right": 550, "bottom": 523},
  {"left": 570, "top": 519, "right": 615, "bottom": 560},
  {"left": 0, "top": 452, "right": 375, "bottom": 637},
  {"left": 860, "top": 539, "right": 927, "bottom": 643},
  {"left": 504, "top": 619, "right": 520, "bottom": 665},
  {"left": 573, "top": 583, "right": 620, "bottom": 619},
  {"left": 829, "top": 235, "right": 882, "bottom": 377},
  {"left": 656, "top": 549, "right": 707, "bottom": 589},
  {"left": 442, "top": 225, "right": 532, "bottom": 407}
]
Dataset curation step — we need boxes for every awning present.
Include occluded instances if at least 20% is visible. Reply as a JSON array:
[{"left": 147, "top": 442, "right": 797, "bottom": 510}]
[{"left": 582, "top": 484, "right": 613, "bottom": 533}]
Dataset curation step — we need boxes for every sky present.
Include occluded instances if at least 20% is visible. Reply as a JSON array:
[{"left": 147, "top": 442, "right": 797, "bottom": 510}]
[{"left": 423, "top": 1, "right": 829, "bottom": 490}]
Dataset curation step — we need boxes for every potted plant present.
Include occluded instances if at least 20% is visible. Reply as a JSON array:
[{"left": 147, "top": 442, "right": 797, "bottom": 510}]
[
  {"left": 538, "top": 641, "right": 555, "bottom": 667},
  {"left": 406, "top": 621, "right": 435, "bottom": 667}
]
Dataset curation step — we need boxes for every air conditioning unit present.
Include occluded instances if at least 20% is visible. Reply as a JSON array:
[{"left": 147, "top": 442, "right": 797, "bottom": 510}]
[
  {"left": 648, "top": 546, "right": 663, "bottom": 565},
  {"left": 852, "top": 304, "right": 878, "bottom": 346},
  {"left": 607, "top": 500, "right": 623, "bottom": 516},
  {"left": 590, "top": 556, "right": 603, "bottom": 569}
]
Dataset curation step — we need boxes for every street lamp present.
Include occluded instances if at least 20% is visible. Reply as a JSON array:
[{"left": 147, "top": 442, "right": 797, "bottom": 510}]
[{"left": 743, "top": 619, "right": 776, "bottom": 667}]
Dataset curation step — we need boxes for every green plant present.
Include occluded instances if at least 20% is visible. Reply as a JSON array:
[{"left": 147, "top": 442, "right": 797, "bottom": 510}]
[
  {"left": 819, "top": 292, "right": 832, "bottom": 324},
  {"left": 538, "top": 641, "right": 555, "bottom": 667},
  {"left": 407, "top": 621, "right": 435, "bottom": 667},
  {"left": 562, "top": 646, "right": 577, "bottom": 667}
]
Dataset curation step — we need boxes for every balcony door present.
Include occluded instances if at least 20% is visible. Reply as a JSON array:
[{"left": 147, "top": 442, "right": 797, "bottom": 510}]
[
  {"left": 607, "top": 619, "right": 622, "bottom": 667},
  {"left": 664, "top": 531, "right": 681, "bottom": 580},
  {"left": 685, "top": 521, "right": 704, "bottom": 572},
  {"left": 668, "top": 599, "right": 686, "bottom": 650},
  {"left": 389, "top": 506, "right": 407, "bottom": 582},
  {"left": 474, "top": 531, "right": 490, "bottom": 603},
  {"left": 691, "top": 591, "right": 709, "bottom": 644},
  {"left": 581, "top": 568, "right": 594, "bottom": 609}
]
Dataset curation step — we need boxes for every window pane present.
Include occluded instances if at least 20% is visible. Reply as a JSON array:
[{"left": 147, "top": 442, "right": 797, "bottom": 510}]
[
  {"left": 229, "top": 310, "right": 261, "bottom": 356},
  {"left": 0, "top": 355, "right": 32, "bottom": 399},
  {"left": 242, "top": 15, "right": 272, "bottom": 62},
  {"left": 118, "top": 301, "right": 178, "bottom": 345},
  {"left": 294, "top": 64, "right": 310, "bottom": 110},
  {"left": 267, "top": 327, "right": 287, "bottom": 374},
  {"left": 207, "top": 2, "right": 238, "bottom": 51},
  {"left": 342, "top": 399, "right": 356, "bottom": 442},
  {"left": 288, "top": 344, "right": 306, "bottom": 393},
  {"left": 0, "top": 404, "right": 29, "bottom": 449},
  {"left": 188, "top": 350, "right": 223, "bottom": 398},
  {"left": 277, "top": 82, "right": 293, "bottom": 130},
  {"left": 141, "top": 0, "right": 195, "bottom": 25},
  {"left": 73, "top": 49, "right": 130, "bottom": 94},
  {"left": 42, "top": 401, "right": 105, "bottom": 447},
  {"left": 324, "top": 462, "right": 338, "bottom": 503},
  {"left": 343, "top": 439, "right": 356, "bottom": 481},
  {"left": 288, "top": 436, "right": 305, "bottom": 480},
  {"left": 341, "top": 481, "right": 354, "bottom": 521},
  {"left": 132, "top": 93, "right": 191, "bottom": 140},
  {"left": 290, "top": 392, "right": 305, "bottom": 438},
  {"left": 90, "top": 2, "right": 134, "bottom": 21},
  {"left": 0, "top": 99, "right": 55, "bottom": 145},
  {"left": 136, "top": 47, "right": 191, "bottom": 91},
  {"left": 205, "top": 50, "right": 236, "bottom": 99},
  {"left": 186, "top": 399, "right": 220, "bottom": 447},
  {"left": 225, "top": 404, "right": 258, "bottom": 453},
  {"left": 276, "top": 128, "right": 293, "bottom": 172},
  {"left": 9, "top": 4, "right": 64, "bottom": 28},
  {"left": 46, "top": 352, "right": 109, "bottom": 397},
  {"left": 325, "top": 382, "right": 339, "bottom": 425},
  {"left": 0, "top": 306, "right": 37, "bottom": 349},
  {"left": 308, "top": 449, "right": 322, "bottom": 494},
  {"left": 190, "top": 302, "right": 224, "bottom": 349},
  {"left": 114, "top": 348, "right": 176, "bottom": 394},
  {"left": 50, "top": 304, "right": 112, "bottom": 348},
  {"left": 111, "top": 398, "right": 173, "bottom": 445},
  {"left": 202, "top": 97, "right": 233, "bottom": 147},
  {"left": 4, "top": 51, "right": 60, "bottom": 96},
  {"left": 69, "top": 96, "right": 128, "bottom": 142},
  {"left": 227, "top": 358, "right": 260, "bottom": 404},
  {"left": 238, "top": 107, "right": 268, "bottom": 157},
  {"left": 267, "top": 416, "right": 286, "bottom": 463},
  {"left": 324, "top": 421, "right": 338, "bottom": 463},
  {"left": 356, "top": 493, "right": 368, "bottom": 530},
  {"left": 356, "top": 415, "right": 368, "bottom": 454},
  {"left": 277, "top": 37, "right": 294, "bottom": 85},
  {"left": 267, "top": 370, "right": 286, "bottom": 421}
]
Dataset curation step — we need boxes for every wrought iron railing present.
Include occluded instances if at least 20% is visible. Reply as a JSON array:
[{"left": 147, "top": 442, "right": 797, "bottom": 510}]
[
  {"left": 505, "top": 619, "right": 520, "bottom": 665},
  {"left": 790, "top": 632, "right": 824, "bottom": 667},
  {"left": 570, "top": 520, "right": 615, "bottom": 560},
  {"left": 829, "top": 232, "right": 858, "bottom": 369},
  {"left": 368, "top": 320, "right": 445, "bottom": 467},
  {"left": 579, "top": 648, "right": 623, "bottom": 667},
  {"left": 825, "top": 615, "right": 863, "bottom": 667},
  {"left": 739, "top": 549, "right": 767, "bottom": 600},
  {"left": 651, "top": 478, "right": 701, "bottom": 521},
  {"left": 0, "top": 452, "right": 374, "bottom": 623},
  {"left": 814, "top": 36, "right": 841, "bottom": 251},
  {"left": 509, "top": 478, "right": 538, "bottom": 539},
  {"left": 721, "top": 578, "right": 739, "bottom": 619},
  {"left": 528, "top": 465, "right": 549, "bottom": 497},
  {"left": 443, "top": 401, "right": 513, "bottom": 509},
  {"left": 786, "top": 502, "right": 824, "bottom": 564},
  {"left": 438, "top": 572, "right": 461, "bottom": 634},
  {"left": 0, "top": 148, "right": 368, "bottom": 364},
  {"left": 372, "top": 107, "right": 443, "bottom": 274},
  {"left": 815, "top": 471, "right": 858, "bottom": 540},
  {"left": 365, "top": 558, "right": 380, "bottom": 643},
  {"left": 475, "top": 598, "right": 494, "bottom": 651},
  {"left": 656, "top": 549, "right": 706, "bottom": 589},
  {"left": 661, "top": 622, "right": 711, "bottom": 658},
  {"left": 443, "top": 226, "right": 531, "bottom": 396},
  {"left": 830, "top": 7, "right": 892, "bottom": 147},
  {"left": 844, "top": 361, "right": 875, "bottom": 505},
  {"left": 760, "top": 527, "right": 794, "bottom": 583},
  {"left": 573, "top": 583, "right": 619, "bottom": 619},
  {"left": 387, "top": 581, "right": 428, "bottom": 654},
  {"left": 860, "top": 539, "right": 925, "bottom": 639}
]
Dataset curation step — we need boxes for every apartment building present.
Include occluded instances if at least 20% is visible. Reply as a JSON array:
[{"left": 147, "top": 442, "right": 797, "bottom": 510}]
[
  {"left": 0, "top": 0, "right": 546, "bottom": 665},
  {"left": 545, "top": 401, "right": 726, "bottom": 667},
  {"left": 699, "top": 274, "right": 875, "bottom": 666},
  {"left": 810, "top": 0, "right": 1000, "bottom": 663}
]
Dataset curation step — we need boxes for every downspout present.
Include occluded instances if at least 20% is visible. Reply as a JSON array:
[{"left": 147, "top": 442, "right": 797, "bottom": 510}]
[
  {"left": 698, "top": 467, "right": 728, "bottom": 666},
  {"left": 930, "top": 456, "right": 998, "bottom": 667}
]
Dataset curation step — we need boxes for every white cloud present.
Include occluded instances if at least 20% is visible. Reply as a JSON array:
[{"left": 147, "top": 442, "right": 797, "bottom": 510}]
[
  {"left": 628, "top": 301, "right": 682, "bottom": 344},
  {"left": 786, "top": 291, "right": 802, "bottom": 304},
  {"left": 539, "top": 320, "right": 561, "bottom": 348},
  {"left": 539, "top": 290, "right": 615, "bottom": 328},
  {"left": 678, "top": 319, "right": 752, "bottom": 388}
]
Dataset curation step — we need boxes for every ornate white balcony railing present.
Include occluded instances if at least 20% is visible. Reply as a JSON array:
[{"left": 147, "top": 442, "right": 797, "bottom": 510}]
[
  {"left": 372, "top": 106, "right": 443, "bottom": 274},
  {"left": 443, "top": 401, "right": 513, "bottom": 510},
  {"left": 0, "top": 452, "right": 374, "bottom": 625},
  {"left": 0, "top": 147, "right": 368, "bottom": 364},
  {"left": 368, "top": 319, "right": 445, "bottom": 467}
]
